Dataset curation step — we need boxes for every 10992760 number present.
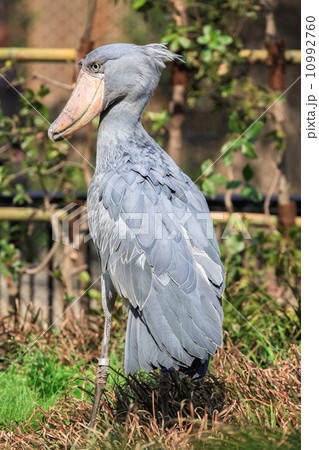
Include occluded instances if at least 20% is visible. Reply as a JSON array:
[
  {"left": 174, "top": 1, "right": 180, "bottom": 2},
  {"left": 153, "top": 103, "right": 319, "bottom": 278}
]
[{"left": 306, "top": 16, "right": 316, "bottom": 78}]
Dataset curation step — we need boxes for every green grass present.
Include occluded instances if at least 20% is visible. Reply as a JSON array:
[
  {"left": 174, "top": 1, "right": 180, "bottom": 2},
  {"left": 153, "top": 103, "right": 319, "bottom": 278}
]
[
  {"left": 0, "top": 344, "right": 91, "bottom": 425},
  {"left": 0, "top": 317, "right": 300, "bottom": 448},
  {"left": 0, "top": 371, "right": 46, "bottom": 424},
  {"left": 190, "top": 427, "right": 301, "bottom": 449},
  {"left": 0, "top": 318, "right": 126, "bottom": 426}
]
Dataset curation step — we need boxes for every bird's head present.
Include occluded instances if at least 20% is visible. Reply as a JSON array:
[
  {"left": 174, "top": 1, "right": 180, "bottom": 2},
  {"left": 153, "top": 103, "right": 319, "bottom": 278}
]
[{"left": 48, "top": 43, "right": 182, "bottom": 142}]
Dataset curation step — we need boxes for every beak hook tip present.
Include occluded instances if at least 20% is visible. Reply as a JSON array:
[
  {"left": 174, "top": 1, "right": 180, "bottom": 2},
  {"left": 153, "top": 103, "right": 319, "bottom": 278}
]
[
  {"left": 48, "top": 122, "right": 63, "bottom": 142},
  {"left": 48, "top": 123, "right": 55, "bottom": 142}
]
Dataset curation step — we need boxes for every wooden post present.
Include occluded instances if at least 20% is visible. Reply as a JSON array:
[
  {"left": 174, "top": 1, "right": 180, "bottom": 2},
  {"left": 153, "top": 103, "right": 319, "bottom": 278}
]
[
  {"left": 167, "top": 64, "right": 188, "bottom": 167},
  {"left": 167, "top": 0, "right": 188, "bottom": 167},
  {"left": 74, "top": 0, "right": 97, "bottom": 78},
  {"left": 264, "top": 0, "right": 296, "bottom": 230}
]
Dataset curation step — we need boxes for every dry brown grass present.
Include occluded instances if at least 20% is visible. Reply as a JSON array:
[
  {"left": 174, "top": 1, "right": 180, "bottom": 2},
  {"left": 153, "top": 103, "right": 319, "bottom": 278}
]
[{"left": 0, "top": 309, "right": 300, "bottom": 449}]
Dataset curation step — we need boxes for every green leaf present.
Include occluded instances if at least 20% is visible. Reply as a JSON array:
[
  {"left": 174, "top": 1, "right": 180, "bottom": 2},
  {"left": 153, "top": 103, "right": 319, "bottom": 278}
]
[
  {"left": 245, "top": 121, "right": 264, "bottom": 140},
  {"left": 19, "top": 107, "right": 29, "bottom": 117},
  {"left": 47, "top": 150, "right": 59, "bottom": 159},
  {"left": 54, "top": 268, "right": 62, "bottom": 278},
  {"left": 197, "top": 36, "right": 209, "bottom": 45},
  {"left": 242, "top": 184, "right": 251, "bottom": 197},
  {"left": 241, "top": 141, "right": 257, "bottom": 159},
  {"left": 200, "top": 159, "right": 214, "bottom": 176},
  {"left": 38, "top": 85, "right": 50, "bottom": 97},
  {"left": 201, "top": 49, "right": 212, "bottom": 63},
  {"left": 63, "top": 295, "right": 76, "bottom": 302},
  {"left": 88, "top": 288, "right": 102, "bottom": 300},
  {"left": 78, "top": 270, "right": 91, "bottom": 283},
  {"left": 161, "top": 33, "right": 177, "bottom": 43},
  {"left": 203, "top": 24, "right": 213, "bottom": 37},
  {"left": 228, "top": 111, "right": 242, "bottom": 134},
  {"left": 221, "top": 141, "right": 231, "bottom": 155},
  {"left": 222, "top": 151, "right": 233, "bottom": 167},
  {"left": 221, "top": 138, "right": 242, "bottom": 156},
  {"left": 211, "top": 173, "right": 228, "bottom": 186},
  {"left": 202, "top": 177, "right": 216, "bottom": 198},
  {"left": 219, "top": 35, "right": 233, "bottom": 45},
  {"left": 227, "top": 180, "right": 241, "bottom": 189},
  {"left": 132, "top": 0, "right": 147, "bottom": 9},
  {"left": 15, "top": 183, "right": 24, "bottom": 193},
  {"left": 178, "top": 36, "right": 191, "bottom": 49},
  {"left": 33, "top": 116, "right": 46, "bottom": 127},
  {"left": 243, "top": 163, "right": 254, "bottom": 181},
  {"left": 242, "top": 184, "right": 262, "bottom": 202},
  {"left": 209, "top": 30, "right": 220, "bottom": 41},
  {"left": 170, "top": 39, "right": 180, "bottom": 53},
  {"left": 225, "top": 236, "right": 245, "bottom": 254}
]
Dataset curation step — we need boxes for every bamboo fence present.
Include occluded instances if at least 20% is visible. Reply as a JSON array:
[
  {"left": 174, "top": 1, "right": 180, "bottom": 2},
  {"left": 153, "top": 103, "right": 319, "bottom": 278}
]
[{"left": 0, "top": 48, "right": 301, "bottom": 64}]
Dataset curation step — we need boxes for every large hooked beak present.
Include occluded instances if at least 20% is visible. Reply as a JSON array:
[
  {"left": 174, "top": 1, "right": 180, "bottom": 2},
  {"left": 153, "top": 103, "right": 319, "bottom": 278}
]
[{"left": 48, "top": 70, "right": 104, "bottom": 142}]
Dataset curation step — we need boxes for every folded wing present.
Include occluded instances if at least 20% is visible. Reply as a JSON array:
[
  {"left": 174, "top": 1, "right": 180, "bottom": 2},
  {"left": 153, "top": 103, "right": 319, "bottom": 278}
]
[{"left": 88, "top": 153, "right": 225, "bottom": 377}]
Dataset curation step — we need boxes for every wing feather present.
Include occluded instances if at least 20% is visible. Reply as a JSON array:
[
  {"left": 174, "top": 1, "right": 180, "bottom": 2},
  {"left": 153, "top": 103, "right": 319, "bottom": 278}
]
[{"left": 88, "top": 153, "right": 225, "bottom": 375}]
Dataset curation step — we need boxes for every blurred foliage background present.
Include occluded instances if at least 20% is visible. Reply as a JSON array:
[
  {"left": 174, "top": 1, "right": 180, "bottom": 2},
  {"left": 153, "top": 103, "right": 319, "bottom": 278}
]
[{"left": 0, "top": 0, "right": 300, "bottom": 446}]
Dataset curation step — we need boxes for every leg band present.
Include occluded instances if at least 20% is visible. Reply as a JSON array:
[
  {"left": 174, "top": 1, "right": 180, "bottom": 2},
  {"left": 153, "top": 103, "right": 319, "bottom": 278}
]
[{"left": 98, "top": 357, "right": 110, "bottom": 366}]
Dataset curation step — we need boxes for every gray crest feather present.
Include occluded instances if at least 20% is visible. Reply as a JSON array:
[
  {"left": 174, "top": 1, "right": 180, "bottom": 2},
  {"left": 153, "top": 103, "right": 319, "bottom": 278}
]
[{"left": 145, "top": 43, "right": 184, "bottom": 66}]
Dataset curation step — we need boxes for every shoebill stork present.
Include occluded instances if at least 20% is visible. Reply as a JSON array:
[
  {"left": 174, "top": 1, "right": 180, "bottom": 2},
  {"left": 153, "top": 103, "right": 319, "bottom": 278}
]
[{"left": 48, "top": 43, "right": 225, "bottom": 427}]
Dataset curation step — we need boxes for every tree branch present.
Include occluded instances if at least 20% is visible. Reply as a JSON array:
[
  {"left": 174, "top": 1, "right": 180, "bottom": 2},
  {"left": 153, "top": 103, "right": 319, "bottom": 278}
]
[{"left": 21, "top": 238, "right": 61, "bottom": 275}]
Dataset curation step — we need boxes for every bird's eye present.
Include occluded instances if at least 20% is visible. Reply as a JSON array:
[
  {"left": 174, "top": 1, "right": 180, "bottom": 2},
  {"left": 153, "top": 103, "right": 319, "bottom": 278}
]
[{"left": 91, "top": 62, "right": 101, "bottom": 72}]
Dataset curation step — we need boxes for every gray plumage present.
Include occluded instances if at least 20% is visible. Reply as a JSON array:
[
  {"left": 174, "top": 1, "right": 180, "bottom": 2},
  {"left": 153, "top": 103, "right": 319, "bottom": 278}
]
[{"left": 82, "top": 43, "right": 225, "bottom": 379}]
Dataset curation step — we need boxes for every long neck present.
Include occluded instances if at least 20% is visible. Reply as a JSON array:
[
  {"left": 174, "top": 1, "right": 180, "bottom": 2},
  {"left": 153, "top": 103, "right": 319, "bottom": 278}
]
[{"left": 95, "top": 96, "right": 150, "bottom": 171}]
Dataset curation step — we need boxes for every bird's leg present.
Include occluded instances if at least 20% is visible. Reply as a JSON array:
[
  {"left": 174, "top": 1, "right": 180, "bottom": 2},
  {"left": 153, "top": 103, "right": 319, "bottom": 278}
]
[
  {"left": 88, "top": 324, "right": 111, "bottom": 428},
  {"left": 89, "top": 272, "right": 116, "bottom": 428},
  {"left": 159, "top": 368, "right": 172, "bottom": 430}
]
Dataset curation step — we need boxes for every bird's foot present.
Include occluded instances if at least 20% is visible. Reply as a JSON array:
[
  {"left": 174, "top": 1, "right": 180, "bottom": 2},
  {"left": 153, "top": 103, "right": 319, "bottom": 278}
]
[{"left": 88, "top": 363, "right": 109, "bottom": 429}]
